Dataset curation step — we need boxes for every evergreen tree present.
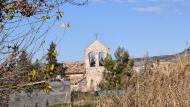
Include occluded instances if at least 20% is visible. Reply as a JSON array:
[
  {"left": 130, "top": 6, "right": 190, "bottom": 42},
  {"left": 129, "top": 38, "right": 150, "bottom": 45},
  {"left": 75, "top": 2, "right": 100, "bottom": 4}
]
[
  {"left": 18, "top": 50, "right": 31, "bottom": 68},
  {"left": 46, "top": 42, "right": 57, "bottom": 65},
  {"left": 104, "top": 54, "right": 114, "bottom": 71},
  {"left": 99, "top": 47, "right": 134, "bottom": 90},
  {"left": 45, "top": 41, "right": 59, "bottom": 79}
]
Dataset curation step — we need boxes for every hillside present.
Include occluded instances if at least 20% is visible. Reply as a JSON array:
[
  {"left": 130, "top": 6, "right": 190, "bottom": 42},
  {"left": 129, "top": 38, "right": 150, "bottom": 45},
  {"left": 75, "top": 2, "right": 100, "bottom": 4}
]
[{"left": 134, "top": 47, "right": 190, "bottom": 66}]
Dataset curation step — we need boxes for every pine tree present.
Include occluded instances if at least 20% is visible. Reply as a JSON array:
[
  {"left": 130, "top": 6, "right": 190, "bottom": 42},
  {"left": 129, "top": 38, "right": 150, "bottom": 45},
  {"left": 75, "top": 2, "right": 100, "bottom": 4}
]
[
  {"left": 45, "top": 41, "right": 59, "bottom": 79},
  {"left": 46, "top": 42, "right": 57, "bottom": 65},
  {"left": 99, "top": 47, "right": 134, "bottom": 90}
]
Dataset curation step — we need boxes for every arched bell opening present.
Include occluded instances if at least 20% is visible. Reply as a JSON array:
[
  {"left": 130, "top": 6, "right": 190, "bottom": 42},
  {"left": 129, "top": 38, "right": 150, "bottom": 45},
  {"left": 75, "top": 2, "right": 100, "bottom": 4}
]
[{"left": 88, "top": 52, "right": 96, "bottom": 67}]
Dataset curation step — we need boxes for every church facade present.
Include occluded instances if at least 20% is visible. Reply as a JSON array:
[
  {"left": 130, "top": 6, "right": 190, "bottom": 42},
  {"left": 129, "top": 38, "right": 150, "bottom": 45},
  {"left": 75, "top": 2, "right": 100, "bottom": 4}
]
[{"left": 63, "top": 40, "right": 109, "bottom": 92}]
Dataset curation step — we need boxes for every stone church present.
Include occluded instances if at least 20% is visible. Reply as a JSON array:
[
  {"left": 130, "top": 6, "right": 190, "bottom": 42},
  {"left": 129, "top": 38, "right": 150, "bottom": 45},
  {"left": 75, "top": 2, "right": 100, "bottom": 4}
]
[{"left": 63, "top": 39, "right": 109, "bottom": 92}]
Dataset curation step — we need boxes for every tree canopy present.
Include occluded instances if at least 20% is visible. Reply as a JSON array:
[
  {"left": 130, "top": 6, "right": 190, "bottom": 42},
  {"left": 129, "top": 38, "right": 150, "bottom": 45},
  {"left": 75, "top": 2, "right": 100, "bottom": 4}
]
[
  {"left": 99, "top": 47, "right": 134, "bottom": 90},
  {"left": 0, "top": 0, "right": 88, "bottom": 104},
  {"left": 0, "top": 0, "right": 87, "bottom": 59}
]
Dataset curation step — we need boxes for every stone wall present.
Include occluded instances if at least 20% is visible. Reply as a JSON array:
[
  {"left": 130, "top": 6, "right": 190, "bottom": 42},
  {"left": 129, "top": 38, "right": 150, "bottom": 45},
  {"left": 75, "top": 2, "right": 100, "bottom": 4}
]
[
  {"left": 85, "top": 67, "right": 105, "bottom": 91},
  {"left": 9, "top": 81, "right": 70, "bottom": 107}
]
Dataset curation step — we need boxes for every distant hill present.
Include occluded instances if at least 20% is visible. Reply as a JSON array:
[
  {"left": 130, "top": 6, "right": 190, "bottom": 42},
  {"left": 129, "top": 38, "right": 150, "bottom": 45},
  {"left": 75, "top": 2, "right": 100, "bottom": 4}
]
[
  {"left": 134, "top": 47, "right": 190, "bottom": 67},
  {"left": 178, "top": 47, "right": 190, "bottom": 55}
]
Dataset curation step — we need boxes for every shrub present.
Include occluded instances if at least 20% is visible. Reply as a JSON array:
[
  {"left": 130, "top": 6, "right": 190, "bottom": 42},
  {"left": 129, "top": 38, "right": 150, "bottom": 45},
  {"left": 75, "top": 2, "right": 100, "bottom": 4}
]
[{"left": 97, "top": 55, "right": 190, "bottom": 107}]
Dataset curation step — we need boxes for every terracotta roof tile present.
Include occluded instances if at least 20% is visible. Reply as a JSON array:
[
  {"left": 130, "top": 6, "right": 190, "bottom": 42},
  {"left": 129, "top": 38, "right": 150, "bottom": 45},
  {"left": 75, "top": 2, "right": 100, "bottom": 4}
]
[{"left": 64, "top": 62, "right": 85, "bottom": 74}]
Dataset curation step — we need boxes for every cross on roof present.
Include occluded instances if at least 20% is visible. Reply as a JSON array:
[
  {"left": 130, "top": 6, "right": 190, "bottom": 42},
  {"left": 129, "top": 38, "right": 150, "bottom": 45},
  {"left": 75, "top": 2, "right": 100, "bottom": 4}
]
[{"left": 94, "top": 33, "right": 98, "bottom": 40}]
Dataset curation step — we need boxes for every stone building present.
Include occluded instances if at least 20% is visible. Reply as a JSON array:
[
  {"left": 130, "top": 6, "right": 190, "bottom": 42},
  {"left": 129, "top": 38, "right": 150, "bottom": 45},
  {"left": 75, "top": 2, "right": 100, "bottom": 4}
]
[{"left": 64, "top": 39, "right": 109, "bottom": 91}]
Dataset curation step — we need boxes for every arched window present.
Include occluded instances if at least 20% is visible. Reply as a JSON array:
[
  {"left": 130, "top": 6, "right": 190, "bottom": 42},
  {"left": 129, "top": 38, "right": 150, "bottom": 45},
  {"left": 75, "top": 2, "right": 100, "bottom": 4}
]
[
  {"left": 88, "top": 52, "right": 96, "bottom": 67},
  {"left": 99, "top": 52, "right": 105, "bottom": 66}
]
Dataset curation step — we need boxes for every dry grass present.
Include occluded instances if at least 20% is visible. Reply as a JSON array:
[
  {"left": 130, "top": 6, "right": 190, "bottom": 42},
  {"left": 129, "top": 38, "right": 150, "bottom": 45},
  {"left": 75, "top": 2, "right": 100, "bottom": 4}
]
[{"left": 96, "top": 55, "right": 190, "bottom": 107}]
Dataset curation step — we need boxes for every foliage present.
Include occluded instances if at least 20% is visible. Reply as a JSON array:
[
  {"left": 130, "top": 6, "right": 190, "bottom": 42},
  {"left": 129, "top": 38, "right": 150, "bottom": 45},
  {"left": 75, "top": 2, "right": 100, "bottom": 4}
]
[
  {"left": 48, "top": 103, "right": 70, "bottom": 107},
  {"left": 97, "top": 55, "right": 190, "bottom": 107},
  {"left": 0, "top": 42, "right": 59, "bottom": 105},
  {"left": 99, "top": 47, "right": 134, "bottom": 90},
  {"left": 47, "top": 41, "right": 58, "bottom": 65},
  {"left": 46, "top": 41, "right": 64, "bottom": 78},
  {"left": 0, "top": 0, "right": 86, "bottom": 59},
  {"left": 0, "top": 0, "right": 87, "bottom": 106},
  {"left": 17, "top": 50, "right": 31, "bottom": 67},
  {"left": 71, "top": 91, "right": 99, "bottom": 107},
  {"left": 0, "top": 0, "right": 87, "bottom": 23}
]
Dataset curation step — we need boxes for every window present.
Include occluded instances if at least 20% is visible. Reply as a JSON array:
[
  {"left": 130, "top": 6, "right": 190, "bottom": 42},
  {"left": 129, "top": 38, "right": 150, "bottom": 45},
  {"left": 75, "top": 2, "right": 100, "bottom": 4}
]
[
  {"left": 99, "top": 52, "right": 104, "bottom": 66},
  {"left": 88, "top": 52, "right": 96, "bottom": 67}
]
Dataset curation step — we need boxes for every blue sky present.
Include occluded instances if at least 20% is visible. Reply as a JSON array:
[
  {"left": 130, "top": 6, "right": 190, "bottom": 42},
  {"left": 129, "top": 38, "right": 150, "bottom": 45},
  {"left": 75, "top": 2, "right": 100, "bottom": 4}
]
[{"left": 37, "top": 0, "right": 190, "bottom": 62}]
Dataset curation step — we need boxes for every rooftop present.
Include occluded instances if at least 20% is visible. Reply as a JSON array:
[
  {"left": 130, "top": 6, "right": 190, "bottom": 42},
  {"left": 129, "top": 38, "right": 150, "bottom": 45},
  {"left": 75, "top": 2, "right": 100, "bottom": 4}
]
[{"left": 64, "top": 62, "right": 85, "bottom": 74}]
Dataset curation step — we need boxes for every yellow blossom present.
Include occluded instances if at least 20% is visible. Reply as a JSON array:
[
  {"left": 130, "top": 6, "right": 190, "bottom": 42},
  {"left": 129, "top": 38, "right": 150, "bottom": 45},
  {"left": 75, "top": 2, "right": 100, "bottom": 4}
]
[
  {"left": 50, "top": 64, "right": 55, "bottom": 71},
  {"left": 52, "top": 50, "right": 58, "bottom": 57},
  {"left": 44, "top": 83, "right": 52, "bottom": 93},
  {"left": 28, "top": 69, "right": 37, "bottom": 79}
]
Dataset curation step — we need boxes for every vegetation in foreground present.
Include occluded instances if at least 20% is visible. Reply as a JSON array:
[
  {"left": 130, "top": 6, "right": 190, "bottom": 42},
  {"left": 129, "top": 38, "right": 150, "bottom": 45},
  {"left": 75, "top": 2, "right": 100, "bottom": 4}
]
[
  {"left": 99, "top": 47, "right": 134, "bottom": 90},
  {"left": 97, "top": 55, "right": 190, "bottom": 107},
  {"left": 71, "top": 54, "right": 190, "bottom": 107},
  {"left": 0, "top": 0, "right": 86, "bottom": 105},
  {"left": 48, "top": 103, "right": 70, "bottom": 107}
]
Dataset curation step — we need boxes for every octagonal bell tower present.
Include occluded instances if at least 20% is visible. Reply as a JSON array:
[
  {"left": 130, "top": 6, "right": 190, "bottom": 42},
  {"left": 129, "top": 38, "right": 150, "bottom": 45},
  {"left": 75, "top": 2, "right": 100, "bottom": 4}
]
[{"left": 84, "top": 39, "right": 109, "bottom": 91}]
